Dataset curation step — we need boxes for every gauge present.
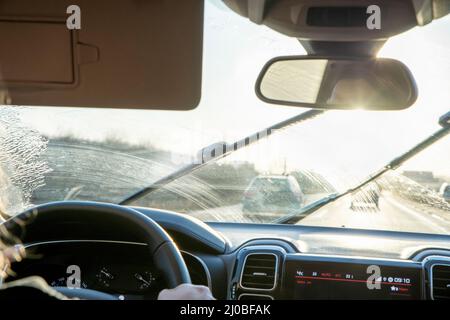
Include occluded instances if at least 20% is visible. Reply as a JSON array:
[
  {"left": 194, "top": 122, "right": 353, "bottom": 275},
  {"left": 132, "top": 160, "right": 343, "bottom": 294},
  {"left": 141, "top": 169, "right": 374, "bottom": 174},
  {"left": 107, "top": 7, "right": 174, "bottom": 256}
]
[
  {"left": 95, "top": 267, "right": 114, "bottom": 288},
  {"left": 134, "top": 271, "right": 156, "bottom": 290}
]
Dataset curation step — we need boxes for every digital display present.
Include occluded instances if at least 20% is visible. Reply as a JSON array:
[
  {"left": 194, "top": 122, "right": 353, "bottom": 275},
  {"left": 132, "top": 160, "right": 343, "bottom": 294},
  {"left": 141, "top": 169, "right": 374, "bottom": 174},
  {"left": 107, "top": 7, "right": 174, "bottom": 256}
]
[{"left": 284, "top": 259, "right": 422, "bottom": 300}]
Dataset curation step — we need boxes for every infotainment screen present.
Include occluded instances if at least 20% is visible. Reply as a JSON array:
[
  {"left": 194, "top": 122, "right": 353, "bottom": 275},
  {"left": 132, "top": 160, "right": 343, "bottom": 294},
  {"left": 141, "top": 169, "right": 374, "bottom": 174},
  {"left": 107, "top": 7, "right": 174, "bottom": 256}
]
[{"left": 284, "top": 258, "right": 422, "bottom": 300}]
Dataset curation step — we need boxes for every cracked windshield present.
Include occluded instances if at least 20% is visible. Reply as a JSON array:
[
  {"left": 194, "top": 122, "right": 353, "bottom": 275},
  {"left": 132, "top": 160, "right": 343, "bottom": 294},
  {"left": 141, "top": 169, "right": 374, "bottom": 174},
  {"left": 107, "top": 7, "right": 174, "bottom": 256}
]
[{"left": 0, "top": 1, "right": 449, "bottom": 235}]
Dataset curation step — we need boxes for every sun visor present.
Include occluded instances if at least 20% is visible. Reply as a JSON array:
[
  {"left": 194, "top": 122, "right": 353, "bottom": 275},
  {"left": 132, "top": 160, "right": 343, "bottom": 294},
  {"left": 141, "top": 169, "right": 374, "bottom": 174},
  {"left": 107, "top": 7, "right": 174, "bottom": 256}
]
[
  {"left": 0, "top": 21, "right": 74, "bottom": 85},
  {"left": 0, "top": 0, "right": 204, "bottom": 110}
]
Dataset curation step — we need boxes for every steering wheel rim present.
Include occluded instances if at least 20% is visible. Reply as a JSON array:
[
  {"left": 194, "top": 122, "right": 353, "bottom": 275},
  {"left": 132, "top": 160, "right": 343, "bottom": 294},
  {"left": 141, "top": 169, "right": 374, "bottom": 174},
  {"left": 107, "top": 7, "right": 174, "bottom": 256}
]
[{"left": 5, "top": 201, "right": 192, "bottom": 299}]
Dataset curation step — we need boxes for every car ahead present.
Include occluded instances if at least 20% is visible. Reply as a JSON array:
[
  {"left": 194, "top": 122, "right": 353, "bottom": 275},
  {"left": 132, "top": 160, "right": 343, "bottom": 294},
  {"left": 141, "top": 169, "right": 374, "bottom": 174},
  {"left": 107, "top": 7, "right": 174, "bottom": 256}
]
[
  {"left": 440, "top": 183, "right": 450, "bottom": 203},
  {"left": 242, "top": 175, "right": 304, "bottom": 218}
]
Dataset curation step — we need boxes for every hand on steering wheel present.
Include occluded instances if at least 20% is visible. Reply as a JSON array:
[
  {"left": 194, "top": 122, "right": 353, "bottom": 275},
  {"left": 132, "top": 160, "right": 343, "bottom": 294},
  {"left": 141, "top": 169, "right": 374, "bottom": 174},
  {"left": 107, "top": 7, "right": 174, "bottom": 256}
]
[{"left": 5, "top": 201, "right": 192, "bottom": 300}]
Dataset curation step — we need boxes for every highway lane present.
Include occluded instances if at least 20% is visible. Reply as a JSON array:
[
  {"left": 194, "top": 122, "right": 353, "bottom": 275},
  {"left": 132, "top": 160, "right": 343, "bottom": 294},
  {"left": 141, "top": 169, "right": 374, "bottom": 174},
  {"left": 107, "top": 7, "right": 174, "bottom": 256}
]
[
  {"left": 189, "top": 193, "right": 327, "bottom": 224},
  {"left": 33, "top": 143, "right": 450, "bottom": 235},
  {"left": 299, "top": 193, "right": 450, "bottom": 234},
  {"left": 190, "top": 192, "right": 450, "bottom": 235}
]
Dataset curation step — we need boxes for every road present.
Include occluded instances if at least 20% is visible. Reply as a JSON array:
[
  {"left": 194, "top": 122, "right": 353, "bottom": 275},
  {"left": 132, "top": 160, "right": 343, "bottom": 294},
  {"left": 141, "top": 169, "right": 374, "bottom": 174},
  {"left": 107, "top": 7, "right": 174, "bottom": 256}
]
[
  {"left": 33, "top": 142, "right": 450, "bottom": 235},
  {"left": 190, "top": 192, "right": 450, "bottom": 234}
]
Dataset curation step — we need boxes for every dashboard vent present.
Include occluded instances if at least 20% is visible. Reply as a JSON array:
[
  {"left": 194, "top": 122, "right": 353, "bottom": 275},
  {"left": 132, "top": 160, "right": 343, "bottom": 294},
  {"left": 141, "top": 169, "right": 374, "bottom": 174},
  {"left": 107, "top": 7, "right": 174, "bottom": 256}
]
[
  {"left": 432, "top": 264, "right": 450, "bottom": 300},
  {"left": 241, "top": 254, "right": 277, "bottom": 290}
]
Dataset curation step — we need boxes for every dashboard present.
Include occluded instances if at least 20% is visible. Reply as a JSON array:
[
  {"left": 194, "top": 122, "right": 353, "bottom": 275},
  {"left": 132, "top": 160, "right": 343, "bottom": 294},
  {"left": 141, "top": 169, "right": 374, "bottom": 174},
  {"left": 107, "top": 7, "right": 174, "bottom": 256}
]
[{"left": 4, "top": 205, "right": 450, "bottom": 300}]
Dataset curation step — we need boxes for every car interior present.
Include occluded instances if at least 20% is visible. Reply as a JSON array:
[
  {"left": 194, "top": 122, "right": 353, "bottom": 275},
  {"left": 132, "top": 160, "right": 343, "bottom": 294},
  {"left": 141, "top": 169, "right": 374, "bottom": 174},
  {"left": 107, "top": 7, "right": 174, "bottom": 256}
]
[{"left": 0, "top": 0, "right": 449, "bottom": 301}]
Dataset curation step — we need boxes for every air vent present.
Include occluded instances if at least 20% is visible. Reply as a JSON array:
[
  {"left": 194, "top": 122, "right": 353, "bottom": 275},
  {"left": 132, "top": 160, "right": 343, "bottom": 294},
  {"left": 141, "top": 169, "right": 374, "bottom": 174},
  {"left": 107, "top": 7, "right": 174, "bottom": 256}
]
[
  {"left": 432, "top": 264, "right": 450, "bottom": 300},
  {"left": 240, "top": 253, "right": 277, "bottom": 290}
]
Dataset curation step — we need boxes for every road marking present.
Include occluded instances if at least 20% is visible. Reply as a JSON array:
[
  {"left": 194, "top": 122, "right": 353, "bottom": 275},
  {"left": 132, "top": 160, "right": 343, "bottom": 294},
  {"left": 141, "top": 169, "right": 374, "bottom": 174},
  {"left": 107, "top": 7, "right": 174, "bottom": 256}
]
[{"left": 384, "top": 198, "right": 448, "bottom": 234}]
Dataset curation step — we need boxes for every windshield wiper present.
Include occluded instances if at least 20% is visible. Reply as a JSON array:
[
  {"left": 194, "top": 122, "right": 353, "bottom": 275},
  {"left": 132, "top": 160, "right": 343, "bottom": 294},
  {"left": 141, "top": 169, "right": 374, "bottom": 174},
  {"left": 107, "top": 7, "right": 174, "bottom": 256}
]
[
  {"left": 119, "top": 109, "right": 325, "bottom": 205},
  {"left": 275, "top": 110, "right": 450, "bottom": 224}
]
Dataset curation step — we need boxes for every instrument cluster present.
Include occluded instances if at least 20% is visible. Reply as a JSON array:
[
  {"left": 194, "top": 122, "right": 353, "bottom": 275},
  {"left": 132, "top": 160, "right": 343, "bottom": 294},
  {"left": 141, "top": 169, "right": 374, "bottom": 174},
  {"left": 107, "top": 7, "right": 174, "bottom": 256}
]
[{"left": 10, "top": 241, "right": 165, "bottom": 299}]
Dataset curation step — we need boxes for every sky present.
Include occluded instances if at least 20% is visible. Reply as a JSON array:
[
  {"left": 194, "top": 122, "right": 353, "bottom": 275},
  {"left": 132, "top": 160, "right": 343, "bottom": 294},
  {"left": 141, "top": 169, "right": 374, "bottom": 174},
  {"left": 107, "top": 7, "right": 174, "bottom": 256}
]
[{"left": 16, "top": 0, "right": 450, "bottom": 187}]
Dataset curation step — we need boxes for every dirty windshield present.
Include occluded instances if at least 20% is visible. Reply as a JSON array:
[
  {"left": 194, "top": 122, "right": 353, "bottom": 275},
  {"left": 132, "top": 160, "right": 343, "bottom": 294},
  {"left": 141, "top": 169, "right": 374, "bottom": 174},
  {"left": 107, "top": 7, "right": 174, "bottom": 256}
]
[{"left": 0, "top": 1, "right": 449, "bottom": 235}]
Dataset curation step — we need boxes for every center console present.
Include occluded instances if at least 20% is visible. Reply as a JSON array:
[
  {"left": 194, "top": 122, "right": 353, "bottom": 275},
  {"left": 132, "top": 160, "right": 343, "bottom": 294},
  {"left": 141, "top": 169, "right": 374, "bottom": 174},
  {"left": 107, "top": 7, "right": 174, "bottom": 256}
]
[{"left": 230, "top": 245, "right": 427, "bottom": 300}]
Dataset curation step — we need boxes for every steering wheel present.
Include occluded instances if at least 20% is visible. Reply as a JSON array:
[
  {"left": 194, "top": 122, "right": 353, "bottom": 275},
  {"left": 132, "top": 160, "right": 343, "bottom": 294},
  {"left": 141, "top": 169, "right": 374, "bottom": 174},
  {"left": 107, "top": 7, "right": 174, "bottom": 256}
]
[{"left": 4, "top": 201, "right": 192, "bottom": 300}]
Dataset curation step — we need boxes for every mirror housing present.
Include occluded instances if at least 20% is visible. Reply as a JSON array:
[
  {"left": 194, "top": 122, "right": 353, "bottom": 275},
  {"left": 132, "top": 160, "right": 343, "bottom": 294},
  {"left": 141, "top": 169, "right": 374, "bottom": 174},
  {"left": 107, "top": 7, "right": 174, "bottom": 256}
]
[
  {"left": 439, "top": 111, "right": 450, "bottom": 128},
  {"left": 256, "top": 56, "right": 418, "bottom": 111}
]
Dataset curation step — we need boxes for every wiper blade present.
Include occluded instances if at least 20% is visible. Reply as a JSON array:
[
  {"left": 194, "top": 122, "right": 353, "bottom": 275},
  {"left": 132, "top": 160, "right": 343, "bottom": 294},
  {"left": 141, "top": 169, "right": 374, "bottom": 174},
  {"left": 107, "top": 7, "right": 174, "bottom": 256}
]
[
  {"left": 119, "top": 109, "right": 325, "bottom": 205},
  {"left": 276, "top": 110, "right": 450, "bottom": 224}
]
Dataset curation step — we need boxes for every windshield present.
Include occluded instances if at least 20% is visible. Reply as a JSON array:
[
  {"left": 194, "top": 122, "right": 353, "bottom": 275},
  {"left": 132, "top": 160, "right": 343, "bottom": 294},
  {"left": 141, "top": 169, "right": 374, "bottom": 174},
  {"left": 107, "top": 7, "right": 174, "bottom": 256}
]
[{"left": 0, "top": 1, "right": 449, "bottom": 235}]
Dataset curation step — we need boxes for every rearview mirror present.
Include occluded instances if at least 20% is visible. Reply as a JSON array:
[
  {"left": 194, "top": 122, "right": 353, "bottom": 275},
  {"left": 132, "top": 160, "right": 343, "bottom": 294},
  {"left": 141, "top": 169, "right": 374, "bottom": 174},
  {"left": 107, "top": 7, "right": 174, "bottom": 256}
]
[{"left": 256, "top": 56, "right": 418, "bottom": 110}]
